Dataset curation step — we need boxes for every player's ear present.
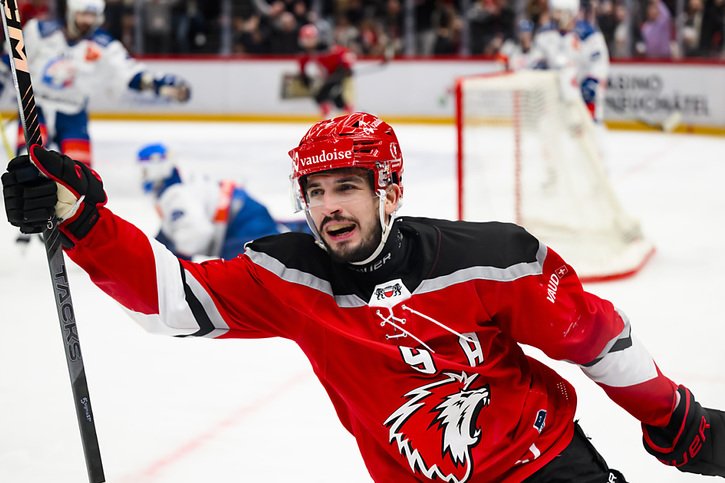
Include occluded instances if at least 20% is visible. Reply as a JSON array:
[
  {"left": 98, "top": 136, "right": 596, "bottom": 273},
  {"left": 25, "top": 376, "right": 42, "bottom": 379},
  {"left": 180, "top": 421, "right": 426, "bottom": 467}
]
[{"left": 384, "top": 184, "right": 401, "bottom": 216}]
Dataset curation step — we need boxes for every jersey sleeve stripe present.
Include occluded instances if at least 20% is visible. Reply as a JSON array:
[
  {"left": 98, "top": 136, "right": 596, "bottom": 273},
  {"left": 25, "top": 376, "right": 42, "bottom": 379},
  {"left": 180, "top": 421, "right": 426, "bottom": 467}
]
[
  {"left": 176, "top": 264, "right": 229, "bottom": 338},
  {"left": 580, "top": 311, "right": 633, "bottom": 367},
  {"left": 579, "top": 330, "right": 658, "bottom": 388},
  {"left": 121, "top": 238, "right": 226, "bottom": 336}
]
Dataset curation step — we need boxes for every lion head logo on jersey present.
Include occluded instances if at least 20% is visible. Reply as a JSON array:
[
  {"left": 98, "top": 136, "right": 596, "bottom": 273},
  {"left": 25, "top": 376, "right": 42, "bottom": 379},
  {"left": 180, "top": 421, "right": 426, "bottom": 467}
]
[{"left": 384, "top": 372, "right": 490, "bottom": 483}]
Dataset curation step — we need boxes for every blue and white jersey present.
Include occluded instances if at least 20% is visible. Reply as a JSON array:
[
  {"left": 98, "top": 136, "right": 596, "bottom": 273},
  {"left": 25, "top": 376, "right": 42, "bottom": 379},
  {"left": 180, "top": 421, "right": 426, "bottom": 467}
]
[
  {"left": 154, "top": 173, "right": 282, "bottom": 260},
  {"left": 24, "top": 19, "right": 144, "bottom": 114},
  {"left": 527, "top": 20, "right": 609, "bottom": 122}
]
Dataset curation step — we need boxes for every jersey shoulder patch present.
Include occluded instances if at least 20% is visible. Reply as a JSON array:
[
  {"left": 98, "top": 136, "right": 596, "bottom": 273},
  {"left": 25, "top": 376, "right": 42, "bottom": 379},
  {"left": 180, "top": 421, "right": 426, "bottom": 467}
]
[
  {"left": 91, "top": 29, "right": 115, "bottom": 47},
  {"left": 537, "top": 22, "right": 557, "bottom": 34},
  {"left": 37, "top": 20, "right": 62, "bottom": 38},
  {"left": 575, "top": 20, "right": 596, "bottom": 41}
]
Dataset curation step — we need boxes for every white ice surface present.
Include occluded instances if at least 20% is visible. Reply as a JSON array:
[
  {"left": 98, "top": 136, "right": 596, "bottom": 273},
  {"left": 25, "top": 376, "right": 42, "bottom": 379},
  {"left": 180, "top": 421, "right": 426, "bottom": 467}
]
[{"left": 0, "top": 120, "right": 723, "bottom": 482}]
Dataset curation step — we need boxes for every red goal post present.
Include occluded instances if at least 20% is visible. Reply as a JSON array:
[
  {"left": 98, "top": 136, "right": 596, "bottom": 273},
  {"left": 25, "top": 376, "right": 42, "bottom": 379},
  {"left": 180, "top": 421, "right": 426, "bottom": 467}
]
[{"left": 455, "top": 70, "right": 654, "bottom": 282}]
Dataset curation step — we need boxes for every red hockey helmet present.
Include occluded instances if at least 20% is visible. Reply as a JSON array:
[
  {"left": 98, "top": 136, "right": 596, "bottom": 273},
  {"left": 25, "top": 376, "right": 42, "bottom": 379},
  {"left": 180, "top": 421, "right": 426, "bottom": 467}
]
[
  {"left": 298, "top": 23, "right": 320, "bottom": 49},
  {"left": 289, "top": 112, "right": 404, "bottom": 211}
]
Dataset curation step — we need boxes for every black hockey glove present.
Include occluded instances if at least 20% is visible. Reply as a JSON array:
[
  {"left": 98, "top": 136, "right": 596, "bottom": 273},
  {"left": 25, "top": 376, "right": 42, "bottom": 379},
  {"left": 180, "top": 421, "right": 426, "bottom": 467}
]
[
  {"left": 643, "top": 385, "right": 725, "bottom": 477},
  {"left": 3, "top": 155, "right": 57, "bottom": 234},
  {"left": 2, "top": 145, "right": 107, "bottom": 247}
]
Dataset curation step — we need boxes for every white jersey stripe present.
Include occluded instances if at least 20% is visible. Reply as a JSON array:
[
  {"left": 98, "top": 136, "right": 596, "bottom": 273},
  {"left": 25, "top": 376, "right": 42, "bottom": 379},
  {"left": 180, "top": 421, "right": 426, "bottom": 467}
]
[
  {"left": 182, "top": 267, "right": 229, "bottom": 338},
  {"left": 123, "top": 237, "right": 203, "bottom": 336},
  {"left": 579, "top": 334, "right": 658, "bottom": 387},
  {"left": 416, "top": 242, "right": 546, "bottom": 294}
]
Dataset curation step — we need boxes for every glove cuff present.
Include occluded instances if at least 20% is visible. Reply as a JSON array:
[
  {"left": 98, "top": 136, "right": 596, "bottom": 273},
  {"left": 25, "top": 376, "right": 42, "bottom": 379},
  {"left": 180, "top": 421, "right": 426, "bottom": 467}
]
[
  {"left": 59, "top": 203, "right": 101, "bottom": 247},
  {"left": 643, "top": 386, "right": 690, "bottom": 453}
]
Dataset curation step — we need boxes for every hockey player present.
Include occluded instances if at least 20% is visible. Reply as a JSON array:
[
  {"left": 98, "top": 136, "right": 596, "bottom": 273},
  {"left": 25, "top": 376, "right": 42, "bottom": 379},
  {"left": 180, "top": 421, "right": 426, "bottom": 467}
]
[
  {"left": 297, "top": 23, "right": 355, "bottom": 118},
  {"left": 5, "top": 0, "right": 190, "bottom": 167},
  {"left": 497, "top": 19, "right": 536, "bottom": 72},
  {"left": 3, "top": 112, "right": 724, "bottom": 481},
  {"left": 137, "top": 143, "right": 284, "bottom": 260},
  {"left": 526, "top": 0, "right": 609, "bottom": 123}
]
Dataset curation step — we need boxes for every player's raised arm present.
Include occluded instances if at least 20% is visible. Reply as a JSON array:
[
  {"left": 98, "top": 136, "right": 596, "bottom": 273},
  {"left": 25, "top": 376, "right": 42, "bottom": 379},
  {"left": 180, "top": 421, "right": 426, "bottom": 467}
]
[
  {"left": 499, "top": 237, "right": 725, "bottom": 477},
  {"left": 2, "top": 145, "right": 286, "bottom": 339}
]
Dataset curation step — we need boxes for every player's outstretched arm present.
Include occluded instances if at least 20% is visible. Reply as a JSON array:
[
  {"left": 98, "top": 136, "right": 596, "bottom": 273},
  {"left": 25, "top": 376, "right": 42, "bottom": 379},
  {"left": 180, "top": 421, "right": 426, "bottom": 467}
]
[
  {"left": 643, "top": 385, "right": 725, "bottom": 477},
  {"left": 129, "top": 72, "right": 192, "bottom": 103},
  {"left": 3, "top": 144, "right": 106, "bottom": 247}
]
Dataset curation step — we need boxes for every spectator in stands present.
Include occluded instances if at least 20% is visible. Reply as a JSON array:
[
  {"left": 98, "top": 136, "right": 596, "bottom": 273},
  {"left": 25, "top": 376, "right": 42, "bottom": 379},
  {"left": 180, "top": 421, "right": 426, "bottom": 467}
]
[
  {"left": 526, "top": 0, "right": 550, "bottom": 31},
  {"left": 611, "top": 2, "right": 631, "bottom": 58},
  {"left": 699, "top": 0, "right": 725, "bottom": 57},
  {"left": 432, "top": 5, "right": 463, "bottom": 55},
  {"left": 19, "top": 0, "right": 50, "bottom": 26},
  {"left": 332, "top": 12, "right": 361, "bottom": 50},
  {"left": 358, "top": 18, "right": 390, "bottom": 56},
  {"left": 466, "top": 0, "right": 516, "bottom": 56},
  {"left": 681, "top": 0, "right": 705, "bottom": 57},
  {"left": 639, "top": 0, "right": 674, "bottom": 58},
  {"left": 376, "top": 0, "right": 405, "bottom": 56},
  {"left": 234, "top": 13, "right": 266, "bottom": 54},
  {"left": 596, "top": 0, "right": 619, "bottom": 54},
  {"left": 143, "top": 0, "right": 173, "bottom": 54},
  {"left": 268, "top": 11, "right": 301, "bottom": 54},
  {"left": 414, "top": 0, "right": 437, "bottom": 56},
  {"left": 173, "top": 0, "right": 219, "bottom": 53}
]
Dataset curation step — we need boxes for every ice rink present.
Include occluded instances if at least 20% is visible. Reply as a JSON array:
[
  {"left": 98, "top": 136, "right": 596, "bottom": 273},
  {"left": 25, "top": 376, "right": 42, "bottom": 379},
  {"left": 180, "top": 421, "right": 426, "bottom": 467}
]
[{"left": 0, "top": 119, "right": 724, "bottom": 482}]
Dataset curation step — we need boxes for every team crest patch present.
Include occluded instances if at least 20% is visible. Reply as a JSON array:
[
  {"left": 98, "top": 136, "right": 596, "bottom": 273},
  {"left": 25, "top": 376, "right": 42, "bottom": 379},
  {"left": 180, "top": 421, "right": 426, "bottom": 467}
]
[
  {"left": 369, "top": 278, "right": 411, "bottom": 308},
  {"left": 384, "top": 372, "right": 490, "bottom": 483}
]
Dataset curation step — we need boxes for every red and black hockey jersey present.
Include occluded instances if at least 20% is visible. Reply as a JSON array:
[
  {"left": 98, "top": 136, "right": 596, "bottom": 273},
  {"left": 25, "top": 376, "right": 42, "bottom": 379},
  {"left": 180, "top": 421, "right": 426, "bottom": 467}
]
[
  {"left": 299, "top": 45, "right": 354, "bottom": 78},
  {"left": 66, "top": 209, "right": 678, "bottom": 482}
]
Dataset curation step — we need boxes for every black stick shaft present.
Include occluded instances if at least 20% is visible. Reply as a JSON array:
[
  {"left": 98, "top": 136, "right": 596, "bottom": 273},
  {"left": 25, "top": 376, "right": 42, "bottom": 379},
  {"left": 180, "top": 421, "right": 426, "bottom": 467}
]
[{"left": 0, "top": 2, "right": 105, "bottom": 482}]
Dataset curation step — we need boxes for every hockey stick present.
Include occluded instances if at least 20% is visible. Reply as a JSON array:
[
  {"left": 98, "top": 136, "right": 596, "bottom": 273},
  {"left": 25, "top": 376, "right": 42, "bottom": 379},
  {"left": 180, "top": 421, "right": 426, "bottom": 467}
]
[
  {"left": 0, "top": 111, "right": 14, "bottom": 159},
  {"left": 636, "top": 111, "right": 683, "bottom": 133},
  {"left": 0, "top": 2, "right": 105, "bottom": 482},
  {"left": 353, "top": 44, "right": 395, "bottom": 76}
]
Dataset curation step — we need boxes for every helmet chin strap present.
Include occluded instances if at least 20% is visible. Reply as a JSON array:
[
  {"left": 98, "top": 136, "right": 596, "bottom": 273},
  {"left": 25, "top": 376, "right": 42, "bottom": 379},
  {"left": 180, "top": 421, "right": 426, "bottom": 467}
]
[
  {"left": 350, "top": 189, "right": 397, "bottom": 266},
  {"left": 305, "top": 189, "right": 398, "bottom": 265}
]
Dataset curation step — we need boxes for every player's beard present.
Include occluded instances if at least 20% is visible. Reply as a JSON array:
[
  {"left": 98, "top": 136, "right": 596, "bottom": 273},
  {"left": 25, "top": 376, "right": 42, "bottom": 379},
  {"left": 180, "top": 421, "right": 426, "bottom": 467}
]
[
  {"left": 320, "top": 215, "right": 383, "bottom": 264},
  {"left": 72, "top": 22, "right": 93, "bottom": 38}
]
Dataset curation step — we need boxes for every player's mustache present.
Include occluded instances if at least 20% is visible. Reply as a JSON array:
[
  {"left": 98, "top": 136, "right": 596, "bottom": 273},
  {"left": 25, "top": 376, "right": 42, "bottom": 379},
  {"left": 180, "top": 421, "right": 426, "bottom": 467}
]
[{"left": 320, "top": 214, "right": 356, "bottom": 232}]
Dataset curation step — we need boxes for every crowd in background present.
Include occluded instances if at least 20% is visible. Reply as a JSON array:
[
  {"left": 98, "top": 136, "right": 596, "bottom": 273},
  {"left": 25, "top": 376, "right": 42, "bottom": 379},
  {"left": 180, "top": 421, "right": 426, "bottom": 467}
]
[{"left": 17, "top": 0, "right": 725, "bottom": 59}]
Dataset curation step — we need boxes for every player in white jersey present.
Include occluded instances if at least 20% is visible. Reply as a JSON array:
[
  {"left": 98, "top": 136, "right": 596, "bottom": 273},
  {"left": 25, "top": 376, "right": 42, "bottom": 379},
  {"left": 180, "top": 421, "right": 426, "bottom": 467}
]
[
  {"left": 137, "top": 143, "right": 291, "bottom": 261},
  {"left": 526, "top": 0, "right": 609, "bottom": 124},
  {"left": 6, "top": 0, "right": 190, "bottom": 167}
]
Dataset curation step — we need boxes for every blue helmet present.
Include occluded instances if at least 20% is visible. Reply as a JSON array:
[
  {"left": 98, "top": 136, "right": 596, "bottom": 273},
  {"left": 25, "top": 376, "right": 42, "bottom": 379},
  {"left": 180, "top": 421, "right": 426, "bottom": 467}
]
[{"left": 137, "top": 143, "right": 176, "bottom": 195}]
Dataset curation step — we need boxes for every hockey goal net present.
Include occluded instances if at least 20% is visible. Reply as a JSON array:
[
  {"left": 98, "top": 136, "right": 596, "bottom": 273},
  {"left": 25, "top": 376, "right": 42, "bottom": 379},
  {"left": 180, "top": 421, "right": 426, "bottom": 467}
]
[{"left": 455, "top": 70, "right": 654, "bottom": 282}]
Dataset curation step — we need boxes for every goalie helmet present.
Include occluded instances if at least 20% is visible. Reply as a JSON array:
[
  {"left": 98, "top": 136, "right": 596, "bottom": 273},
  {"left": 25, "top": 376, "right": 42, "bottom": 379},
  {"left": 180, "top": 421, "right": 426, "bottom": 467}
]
[
  {"left": 66, "top": 0, "right": 106, "bottom": 37},
  {"left": 137, "top": 143, "right": 176, "bottom": 196}
]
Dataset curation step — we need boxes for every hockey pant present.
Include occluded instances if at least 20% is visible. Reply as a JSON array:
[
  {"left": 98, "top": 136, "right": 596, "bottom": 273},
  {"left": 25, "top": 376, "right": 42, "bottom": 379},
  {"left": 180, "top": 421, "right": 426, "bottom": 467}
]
[
  {"left": 314, "top": 66, "right": 352, "bottom": 110},
  {"left": 16, "top": 106, "right": 92, "bottom": 167},
  {"left": 524, "top": 423, "right": 627, "bottom": 483}
]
